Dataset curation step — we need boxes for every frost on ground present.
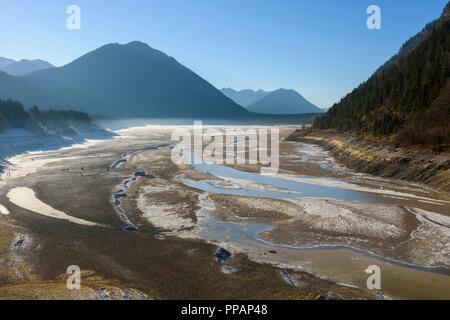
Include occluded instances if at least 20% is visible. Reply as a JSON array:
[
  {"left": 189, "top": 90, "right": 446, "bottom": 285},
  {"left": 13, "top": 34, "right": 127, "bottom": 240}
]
[
  {"left": 211, "top": 195, "right": 407, "bottom": 240},
  {"left": 136, "top": 183, "right": 197, "bottom": 233},
  {"left": 289, "top": 198, "right": 406, "bottom": 239},
  {"left": 206, "top": 192, "right": 450, "bottom": 268},
  {"left": 405, "top": 208, "right": 450, "bottom": 267}
]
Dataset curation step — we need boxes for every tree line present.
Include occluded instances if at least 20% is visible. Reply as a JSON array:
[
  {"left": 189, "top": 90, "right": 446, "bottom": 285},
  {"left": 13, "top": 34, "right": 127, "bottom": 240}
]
[{"left": 0, "top": 99, "right": 95, "bottom": 134}]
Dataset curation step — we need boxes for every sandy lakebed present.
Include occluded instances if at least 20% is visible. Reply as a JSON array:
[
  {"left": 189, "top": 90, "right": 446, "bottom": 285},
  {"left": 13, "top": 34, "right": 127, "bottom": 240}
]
[{"left": 0, "top": 124, "right": 449, "bottom": 300}]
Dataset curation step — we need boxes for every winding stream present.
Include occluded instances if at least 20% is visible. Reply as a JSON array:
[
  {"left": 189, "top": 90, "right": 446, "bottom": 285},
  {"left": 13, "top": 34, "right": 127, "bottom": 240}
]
[{"left": 163, "top": 143, "right": 450, "bottom": 299}]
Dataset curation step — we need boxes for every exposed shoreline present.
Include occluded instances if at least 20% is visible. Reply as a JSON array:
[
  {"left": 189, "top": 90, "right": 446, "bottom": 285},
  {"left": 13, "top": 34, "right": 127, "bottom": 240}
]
[
  {"left": 286, "top": 129, "right": 450, "bottom": 194},
  {"left": 0, "top": 125, "right": 377, "bottom": 300},
  {"left": 0, "top": 127, "right": 115, "bottom": 177},
  {"left": 1, "top": 124, "right": 449, "bottom": 299}
]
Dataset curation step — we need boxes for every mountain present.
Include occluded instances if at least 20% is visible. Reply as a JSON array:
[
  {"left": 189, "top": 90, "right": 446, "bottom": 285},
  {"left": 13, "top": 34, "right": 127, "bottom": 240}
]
[
  {"left": 220, "top": 88, "right": 269, "bottom": 106},
  {"left": 0, "top": 59, "right": 55, "bottom": 76},
  {"left": 314, "top": 2, "right": 450, "bottom": 151},
  {"left": 0, "top": 57, "right": 16, "bottom": 69},
  {"left": 375, "top": 21, "right": 438, "bottom": 75},
  {"left": 0, "top": 41, "right": 248, "bottom": 118},
  {"left": 245, "top": 89, "right": 321, "bottom": 114}
]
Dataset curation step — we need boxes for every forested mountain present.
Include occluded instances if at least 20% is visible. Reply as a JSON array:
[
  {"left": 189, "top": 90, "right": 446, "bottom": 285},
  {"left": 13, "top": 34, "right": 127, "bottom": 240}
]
[
  {"left": 0, "top": 42, "right": 248, "bottom": 118},
  {"left": 375, "top": 20, "right": 439, "bottom": 75},
  {"left": 314, "top": 2, "right": 450, "bottom": 151}
]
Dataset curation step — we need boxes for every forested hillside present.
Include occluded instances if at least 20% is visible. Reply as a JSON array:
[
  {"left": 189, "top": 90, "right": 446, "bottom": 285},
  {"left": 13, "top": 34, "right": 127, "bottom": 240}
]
[
  {"left": 0, "top": 99, "right": 98, "bottom": 135},
  {"left": 314, "top": 3, "right": 450, "bottom": 151}
]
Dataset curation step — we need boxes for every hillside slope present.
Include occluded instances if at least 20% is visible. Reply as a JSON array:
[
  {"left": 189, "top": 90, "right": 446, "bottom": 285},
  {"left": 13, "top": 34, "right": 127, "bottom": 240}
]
[
  {"left": 220, "top": 88, "right": 269, "bottom": 107},
  {"left": 246, "top": 89, "right": 321, "bottom": 114},
  {"left": 0, "top": 42, "right": 248, "bottom": 118},
  {"left": 1, "top": 59, "right": 55, "bottom": 76},
  {"left": 0, "top": 57, "right": 16, "bottom": 69},
  {"left": 314, "top": 2, "right": 450, "bottom": 151}
]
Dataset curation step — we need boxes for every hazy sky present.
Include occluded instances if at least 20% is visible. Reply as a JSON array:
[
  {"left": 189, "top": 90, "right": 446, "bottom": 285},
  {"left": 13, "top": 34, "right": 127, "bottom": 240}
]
[{"left": 0, "top": 0, "right": 447, "bottom": 108}]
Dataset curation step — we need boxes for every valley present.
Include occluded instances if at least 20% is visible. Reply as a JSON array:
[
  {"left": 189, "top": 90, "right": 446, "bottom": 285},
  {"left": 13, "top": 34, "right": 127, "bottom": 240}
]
[{"left": 0, "top": 124, "right": 448, "bottom": 299}]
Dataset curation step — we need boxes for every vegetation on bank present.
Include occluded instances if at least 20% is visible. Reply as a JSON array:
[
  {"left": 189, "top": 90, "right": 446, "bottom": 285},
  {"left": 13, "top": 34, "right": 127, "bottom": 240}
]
[
  {"left": 0, "top": 98, "right": 96, "bottom": 135},
  {"left": 314, "top": 6, "right": 450, "bottom": 152}
]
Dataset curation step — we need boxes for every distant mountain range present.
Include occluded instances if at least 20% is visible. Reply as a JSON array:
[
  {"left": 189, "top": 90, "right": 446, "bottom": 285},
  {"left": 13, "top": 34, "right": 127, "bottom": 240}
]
[
  {"left": 0, "top": 57, "right": 16, "bottom": 69},
  {"left": 220, "top": 88, "right": 269, "bottom": 107},
  {"left": 221, "top": 88, "right": 322, "bottom": 114},
  {"left": 0, "top": 42, "right": 322, "bottom": 118},
  {"left": 0, "top": 58, "right": 55, "bottom": 76},
  {"left": 314, "top": 2, "right": 450, "bottom": 151},
  {"left": 0, "top": 42, "right": 248, "bottom": 118}
]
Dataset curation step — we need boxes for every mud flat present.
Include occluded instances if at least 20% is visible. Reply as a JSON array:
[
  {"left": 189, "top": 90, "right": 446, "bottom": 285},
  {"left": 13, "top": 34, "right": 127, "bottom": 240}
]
[
  {"left": 1, "top": 124, "right": 448, "bottom": 299},
  {"left": 0, "top": 125, "right": 376, "bottom": 300},
  {"left": 286, "top": 129, "right": 450, "bottom": 193},
  {"left": 125, "top": 126, "right": 450, "bottom": 299}
]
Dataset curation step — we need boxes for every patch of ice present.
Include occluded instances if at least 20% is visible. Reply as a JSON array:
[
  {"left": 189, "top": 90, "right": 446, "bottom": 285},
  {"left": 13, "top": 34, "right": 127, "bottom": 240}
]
[
  {"left": 136, "top": 189, "right": 195, "bottom": 232},
  {"left": 0, "top": 204, "right": 10, "bottom": 215},
  {"left": 292, "top": 198, "right": 404, "bottom": 239},
  {"left": 7, "top": 187, "right": 100, "bottom": 226},
  {"left": 221, "top": 266, "right": 239, "bottom": 274},
  {"left": 407, "top": 208, "right": 450, "bottom": 267},
  {"left": 141, "top": 185, "right": 170, "bottom": 193}
]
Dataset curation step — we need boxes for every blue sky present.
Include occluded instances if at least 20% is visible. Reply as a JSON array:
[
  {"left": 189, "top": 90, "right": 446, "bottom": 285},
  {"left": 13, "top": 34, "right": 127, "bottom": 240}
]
[{"left": 0, "top": 0, "right": 447, "bottom": 108}]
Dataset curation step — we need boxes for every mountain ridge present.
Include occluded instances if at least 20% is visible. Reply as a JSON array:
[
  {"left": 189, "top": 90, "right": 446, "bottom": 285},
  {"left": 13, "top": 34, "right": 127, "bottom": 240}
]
[
  {"left": 375, "top": 2, "right": 449, "bottom": 75},
  {"left": 0, "top": 41, "right": 248, "bottom": 118},
  {"left": 246, "top": 89, "right": 322, "bottom": 115},
  {"left": 0, "top": 58, "right": 55, "bottom": 76},
  {"left": 313, "top": 2, "right": 450, "bottom": 151},
  {"left": 0, "top": 57, "right": 16, "bottom": 69},
  {"left": 220, "top": 88, "right": 270, "bottom": 107}
]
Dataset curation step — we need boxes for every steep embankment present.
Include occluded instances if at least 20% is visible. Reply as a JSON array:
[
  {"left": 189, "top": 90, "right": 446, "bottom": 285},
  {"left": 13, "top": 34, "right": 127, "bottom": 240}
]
[{"left": 286, "top": 129, "right": 450, "bottom": 193}]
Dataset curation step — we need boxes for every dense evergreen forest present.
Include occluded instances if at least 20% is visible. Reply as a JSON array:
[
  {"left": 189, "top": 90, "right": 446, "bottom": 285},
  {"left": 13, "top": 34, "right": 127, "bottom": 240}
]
[
  {"left": 0, "top": 98, "right": 96, "bottom": 134},
  {"left": 314, "top": 4, "right": 450, "bottom": 151}
]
